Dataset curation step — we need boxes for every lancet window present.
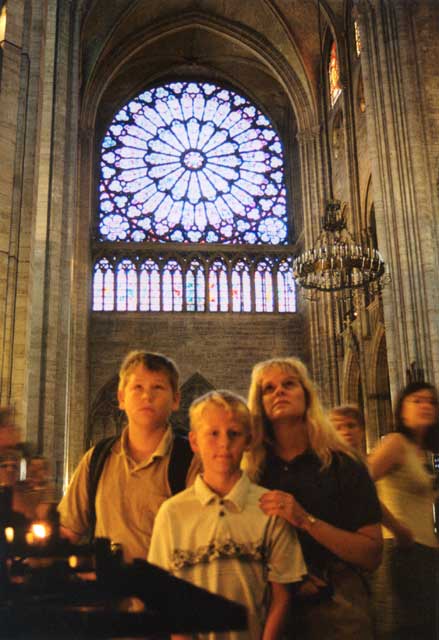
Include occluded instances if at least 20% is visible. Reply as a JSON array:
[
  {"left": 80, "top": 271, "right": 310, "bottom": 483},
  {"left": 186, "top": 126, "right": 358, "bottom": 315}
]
[{"left": 329, "top": 41, "right": 342, "bottom": 107}]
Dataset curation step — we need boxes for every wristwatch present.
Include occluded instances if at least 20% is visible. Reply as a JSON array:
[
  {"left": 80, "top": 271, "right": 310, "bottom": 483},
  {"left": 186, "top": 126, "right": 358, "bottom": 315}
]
[{"left": 304, "top": 513, "right": 318, "bottom": 527}]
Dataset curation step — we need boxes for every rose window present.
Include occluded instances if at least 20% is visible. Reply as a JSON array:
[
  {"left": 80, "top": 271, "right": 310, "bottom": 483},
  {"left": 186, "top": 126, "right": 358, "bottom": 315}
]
[{"left": 98, "top": 81, "right": 288, "bottom": 245}]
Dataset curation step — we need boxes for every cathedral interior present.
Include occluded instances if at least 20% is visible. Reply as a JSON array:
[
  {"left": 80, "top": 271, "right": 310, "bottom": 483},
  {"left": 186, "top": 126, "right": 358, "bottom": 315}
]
[{"left": 0, "top": 0, "right": 438, "bottom": 494}]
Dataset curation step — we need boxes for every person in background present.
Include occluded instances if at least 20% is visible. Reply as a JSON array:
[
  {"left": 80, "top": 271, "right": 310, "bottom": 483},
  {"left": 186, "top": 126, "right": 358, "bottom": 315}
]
[
  {"left": 329, "top": 405, "right": 365, "bottom": 453},
  {"left": 14, "top": 455, "right": 56, "bottom": 521},
  {"left": 148, "top": 390, "right": 306, "bottom": 640},
  {"left": 368, "top": 381, "right": 439, "bottom": 639},
  {"left": 0, "top": 451, "right": 20, "bottom": 488},
  {"left": 329, "top": 404, "right": 414, "bottom": 548},
  {"left": 245, "top": 357, "right": 382, "bottom": 640}
]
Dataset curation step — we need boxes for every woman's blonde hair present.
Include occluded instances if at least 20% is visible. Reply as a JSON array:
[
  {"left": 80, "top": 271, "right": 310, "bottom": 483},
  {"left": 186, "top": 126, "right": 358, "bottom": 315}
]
[{"left": 244, "top": 357, "right": 355, "bottom": 481}]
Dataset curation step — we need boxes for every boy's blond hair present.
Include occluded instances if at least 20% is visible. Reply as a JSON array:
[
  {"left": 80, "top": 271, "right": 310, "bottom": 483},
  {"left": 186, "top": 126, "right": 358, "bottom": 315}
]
[
  {"left": 189, "top": 390, "right": 252, "bottom": 437},
  {"left": 118, "top": 350, "right": 180, "bottom": 393}
]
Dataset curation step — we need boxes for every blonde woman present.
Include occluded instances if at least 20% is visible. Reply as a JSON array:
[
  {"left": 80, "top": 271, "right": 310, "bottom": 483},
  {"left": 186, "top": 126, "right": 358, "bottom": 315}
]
[{"left": 245, "top": 357, "right": 382, "bottom": 640}]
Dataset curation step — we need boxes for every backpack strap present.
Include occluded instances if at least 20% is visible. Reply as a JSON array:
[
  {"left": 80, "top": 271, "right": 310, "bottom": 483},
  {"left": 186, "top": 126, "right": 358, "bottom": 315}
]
[
  {"left": 87, "top": 432, "right": 192, "bottom": 541},
  {"left": 168, "top": 434, "right": 193, "bottom": 495},
  {"left": 87, "top": 435, "right": 119, "bottom": 541}
]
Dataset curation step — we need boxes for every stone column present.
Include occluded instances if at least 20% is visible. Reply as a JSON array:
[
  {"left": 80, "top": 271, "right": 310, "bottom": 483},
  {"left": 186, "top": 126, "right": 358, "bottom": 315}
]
[
  {"left": 0, "top": 0, "right": 80, "bottom": 491},
  {"left": 0, "top": 0, "right": 26, "bottom": 409},
  {"left": 355, "top": 0, "right": 439, "bottom": 398},
  {"left": 64, "top": 120, "right": 93, "bottom": 481},
  {"left": 297, "top": 126, "right": 342, "bottom": 405}
]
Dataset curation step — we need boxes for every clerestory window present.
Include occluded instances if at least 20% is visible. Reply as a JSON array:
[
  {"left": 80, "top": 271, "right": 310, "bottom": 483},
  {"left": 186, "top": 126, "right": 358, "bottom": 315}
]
[{"left": 329, "top": 41, "right": 342, "bottom": 107}]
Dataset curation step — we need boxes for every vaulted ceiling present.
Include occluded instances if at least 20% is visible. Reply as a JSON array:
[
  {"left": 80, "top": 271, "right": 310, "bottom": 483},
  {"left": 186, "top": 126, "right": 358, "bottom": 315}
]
[{"left": 76, "top": 0, "right": 350, "bottom": 136}]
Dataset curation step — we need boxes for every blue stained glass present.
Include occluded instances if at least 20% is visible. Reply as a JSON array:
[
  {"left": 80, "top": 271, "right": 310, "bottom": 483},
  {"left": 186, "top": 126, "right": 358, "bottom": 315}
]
[
  {"left": 209, "top": 260, "right": 228, "bottom": 311},
  {"left": 186, "top": 259, "right": 205, "bottom": 311},
  {"left": 255, "top": 260, "right": 274, "bottom": 312},
  {"left": 232, "top": 261, "right": 251, "bottom": 312},
  {"left": 98, "top": 81, "right": 287, "bottom": 244},
  {"left": 93, "top": 259, "right": 115, "bottom": 311},
  {"left": 92, "top": 255, "right": 296, "bottom": 314},
  {"left": 93, "top": 259, "right": 113, "bottom": 310},
  {"left": 93, "top": 270, "right": 104, "bottom": 311},
  {"left": 139, "top": 259, "right": 160, "bottom": 311},
  {"left": 163, "top": 261, "right": 183, "bottom": 311},
  {"left": 277, "top": 260, "right": 296, "bottom": 312},
  {"left": 116, "top": 260, "right": 137, "bottom": 311}
]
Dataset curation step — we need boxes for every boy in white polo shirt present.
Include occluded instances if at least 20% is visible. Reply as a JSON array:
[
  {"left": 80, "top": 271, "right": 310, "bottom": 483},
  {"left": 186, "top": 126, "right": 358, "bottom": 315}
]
[{"left": 148, "top": 390, "right": 306, "bottom": 640}]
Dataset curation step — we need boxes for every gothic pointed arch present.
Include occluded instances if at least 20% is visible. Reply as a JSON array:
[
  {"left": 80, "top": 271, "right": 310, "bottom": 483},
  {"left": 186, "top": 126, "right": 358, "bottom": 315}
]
[
  {"left": 171, "top": 372, "right": 215, "bottom": 433},
  {"left": 88, "top": 375, "right": 125, "bottom": 447},
  {"left": 341, "top": 341, "right": 362, "bottom": 408},
  {"left": 369, "top": 325, "right": 392, "bottom": 440}
]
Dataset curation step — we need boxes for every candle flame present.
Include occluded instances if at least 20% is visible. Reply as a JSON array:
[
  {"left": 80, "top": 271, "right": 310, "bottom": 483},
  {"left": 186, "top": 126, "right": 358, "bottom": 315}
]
[
  {"left": 30, "top": 522, "right": 49, "bottom": 540},
  {"left": 4, "top": 527, "right": 14, "bottom": 543},
  {"left": 68, "top": 555, "right": 79, "bottom": 569}
]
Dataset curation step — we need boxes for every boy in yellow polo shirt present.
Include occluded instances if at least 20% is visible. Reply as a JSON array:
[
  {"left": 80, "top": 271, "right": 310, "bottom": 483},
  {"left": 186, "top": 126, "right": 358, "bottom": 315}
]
[{"left": 58, "top": 350, "right": 199, "bottom": 561}]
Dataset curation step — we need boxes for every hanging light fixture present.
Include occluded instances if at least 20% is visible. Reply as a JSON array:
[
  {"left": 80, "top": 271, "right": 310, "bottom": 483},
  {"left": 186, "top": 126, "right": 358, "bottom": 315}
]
[
  {"left": 292, "top": 199, "right": 386, "bottom": 293},
  {"left": 292, "top": 2, "right": 388, "bottom": 306}
]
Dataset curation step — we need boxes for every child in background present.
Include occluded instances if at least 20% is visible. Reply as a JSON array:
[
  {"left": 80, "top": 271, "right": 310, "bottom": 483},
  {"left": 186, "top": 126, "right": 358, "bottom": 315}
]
[
  {"left": 329, "top": 404, "right": 414, "bottom": 548},
  {"left": 148, "top": 390, "right": 306, "bottom": 640},
  {"left": 329, "top": 405, "right": 365, "bottom": 453}
]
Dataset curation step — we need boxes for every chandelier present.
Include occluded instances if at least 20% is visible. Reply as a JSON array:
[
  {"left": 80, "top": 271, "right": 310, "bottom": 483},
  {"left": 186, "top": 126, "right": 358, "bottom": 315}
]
[
  {"left": 292, "top": 0, "right": 389, "bottom": 309},
  {"left": 292, "top": 200, "right": 387, "bottom": 295}
]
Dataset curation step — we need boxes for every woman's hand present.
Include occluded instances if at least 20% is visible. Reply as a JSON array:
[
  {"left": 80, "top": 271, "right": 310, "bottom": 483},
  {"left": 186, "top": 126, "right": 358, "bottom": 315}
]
[
  {"left": 259, "top": 490, "right": 382, "bottom": 571},
  {"left": 259, "top": 490, "right": 309, "bottom": 528}
]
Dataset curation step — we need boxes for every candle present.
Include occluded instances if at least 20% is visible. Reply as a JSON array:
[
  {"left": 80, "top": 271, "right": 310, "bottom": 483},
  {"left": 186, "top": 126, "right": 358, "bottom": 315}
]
[
  {"left": 25, "top": 531, "right": 35, "bottom": 545},
  {"left": 30, "top": 522, "right": 49, "bottom": 541},
  {"left": 68, "top": 555, "right": 79, "bottom": 569},
  {"left": 4, "top": 526, "right": 14, "bottom": 543}
]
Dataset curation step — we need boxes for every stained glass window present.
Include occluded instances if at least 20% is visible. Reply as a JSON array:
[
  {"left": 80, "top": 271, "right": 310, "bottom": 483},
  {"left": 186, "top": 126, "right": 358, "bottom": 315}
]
[
  {"left": 139, "top": 259, "right": 160, "bottom": 311},
  {"left": 209, "top": 259, "right": 229, "bottom": 312},
  {"left": 116, "top": 259, "right": 137, "bottom": 311},
  {"left": 231, "top": 260, "right": 251, "bottom": 312},
  {"left": 93, "top": 81, "right": 297, "bottom": 314},
  {"left": 98, "top": 81, "right": 287, "bottom": 245},
  {"left": 163, "top": 260, "right": 183, "bottom": 311},
  {"left": 255, "top": 259, "right": 274, "bottom": 312},
  {"left": 92, "top": 254, "right": 295, "bottom": 313},
  {"left": 186, "top": 259, "right": 205, "bottom": 311},
  {"left": 277, "top": 259, "right": 296, "bottom": 312},
  {"left": 354, "top": 21, "right": 361, "bottom": 57},
  {"left": 93, "top": 258, "right": 115, "bottom": 311},
  {"left": 329, "top": 41, "right": 342, "bottom": 107}
]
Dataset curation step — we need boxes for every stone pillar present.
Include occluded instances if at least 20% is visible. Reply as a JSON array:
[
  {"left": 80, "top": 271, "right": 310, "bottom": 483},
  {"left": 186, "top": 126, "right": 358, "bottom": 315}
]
[
  {"left": 64, "top": 121, "right": 93, "bottom": 481},
  {"left": 0, "top": 0, "right": 26, "bottom": 409},
  {"left": 0, "top": 0, "right": 80, "bottom": 491},
  {"left": 355, "top": 0, "right": 439, "bottom": 398},
  {"left": 297, "top": 126, "right": 341, "bottom": 406}
]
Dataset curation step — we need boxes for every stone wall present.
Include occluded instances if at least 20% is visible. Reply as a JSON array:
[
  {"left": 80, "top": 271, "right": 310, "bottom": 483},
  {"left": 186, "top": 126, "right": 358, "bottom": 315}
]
[{"left": 84, "top": 311, "right": 308, "bottom": 462}]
